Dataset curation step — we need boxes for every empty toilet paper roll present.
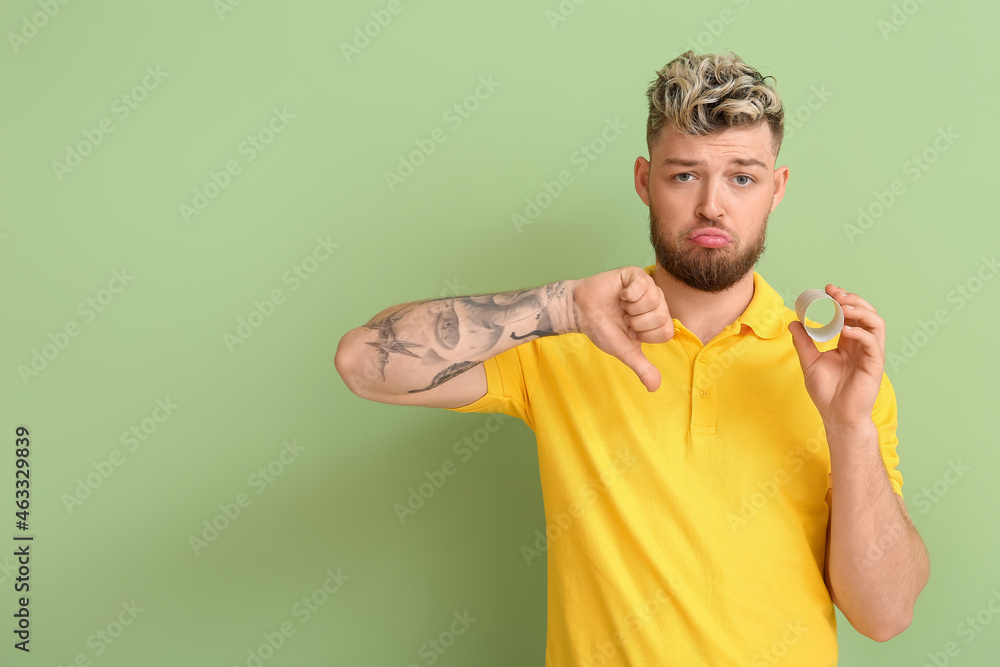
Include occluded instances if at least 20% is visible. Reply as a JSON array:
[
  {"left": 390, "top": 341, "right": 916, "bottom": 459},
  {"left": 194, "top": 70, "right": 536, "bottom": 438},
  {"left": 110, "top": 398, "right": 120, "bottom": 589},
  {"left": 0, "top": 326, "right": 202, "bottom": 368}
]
[{"left": 794, "top": 289, "right": 845, "bottom": 343}]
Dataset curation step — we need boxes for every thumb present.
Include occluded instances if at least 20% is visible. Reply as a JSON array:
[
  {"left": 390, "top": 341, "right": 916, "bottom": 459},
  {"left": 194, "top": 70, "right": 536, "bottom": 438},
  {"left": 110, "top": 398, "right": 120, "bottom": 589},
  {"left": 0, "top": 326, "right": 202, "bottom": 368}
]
[
  {"left": 618, "top": 345, "right": 661, "bottom": 392},
  {"left": 789, "top": 320, "right": 821, "bottom": 372}
]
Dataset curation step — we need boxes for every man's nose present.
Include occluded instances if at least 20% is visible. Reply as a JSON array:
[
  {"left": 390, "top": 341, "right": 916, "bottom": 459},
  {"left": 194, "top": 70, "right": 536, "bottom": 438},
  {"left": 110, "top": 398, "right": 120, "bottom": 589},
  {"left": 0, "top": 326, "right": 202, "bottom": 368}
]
[{"left": 695, "top": 181, "right": 724, "bottom": 221}]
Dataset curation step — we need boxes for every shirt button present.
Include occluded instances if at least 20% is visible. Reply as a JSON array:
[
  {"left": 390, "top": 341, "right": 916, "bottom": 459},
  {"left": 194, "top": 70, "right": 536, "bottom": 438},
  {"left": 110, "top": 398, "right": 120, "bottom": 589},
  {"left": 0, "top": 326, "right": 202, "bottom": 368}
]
[
  {"left": 699, "top": 355, "right": 708, "bottom": 363},
  {"left": 700, "top": 388, "right": 710, "bottom": 398}
]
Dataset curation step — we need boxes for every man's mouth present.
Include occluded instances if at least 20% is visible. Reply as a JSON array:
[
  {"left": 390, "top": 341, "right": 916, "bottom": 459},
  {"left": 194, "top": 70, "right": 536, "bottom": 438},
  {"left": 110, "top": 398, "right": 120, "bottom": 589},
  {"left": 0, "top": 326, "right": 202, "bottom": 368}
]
[{"left": 688, "top": 227, "right": 732, "bottom": 248}]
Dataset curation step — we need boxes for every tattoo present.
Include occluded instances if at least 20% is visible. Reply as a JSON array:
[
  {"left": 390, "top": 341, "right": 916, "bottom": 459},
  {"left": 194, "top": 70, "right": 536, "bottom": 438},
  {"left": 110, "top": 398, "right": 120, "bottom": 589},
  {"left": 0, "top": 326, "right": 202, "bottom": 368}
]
[
  {"left": 510, "top": 328, "right": 558, "bottom": 340},
  {"left": 432, "top": 300, "right": 461, "bottom": 349},
  {"left": 363, "top": 306, "right": 424, "bottom": 380},
  {"left": 365, "top": 280, "right": 573, "bottom": 387},
  {"left": 408, "top": 361, "right": 480, "bottom": 393}
]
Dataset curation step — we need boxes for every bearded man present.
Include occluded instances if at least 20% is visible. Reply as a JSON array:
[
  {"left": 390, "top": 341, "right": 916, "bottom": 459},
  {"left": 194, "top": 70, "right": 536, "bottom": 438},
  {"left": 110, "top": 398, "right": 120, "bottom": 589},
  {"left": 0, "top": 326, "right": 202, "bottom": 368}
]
[{"left": 336, "top": 50, "right": 929, "bottom": 666}]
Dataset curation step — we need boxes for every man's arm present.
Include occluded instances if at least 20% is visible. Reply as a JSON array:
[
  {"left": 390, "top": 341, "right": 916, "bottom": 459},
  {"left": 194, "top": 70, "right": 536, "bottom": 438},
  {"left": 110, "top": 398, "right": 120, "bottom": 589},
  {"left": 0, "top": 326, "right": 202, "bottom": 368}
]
[
  {"left": 791, "top": 283, "right": 929, "bottom": 642},
  {"left": 335, "top": 280, "right": 579, "bottom": 407},
  {"left": 334, "top": 266, "right": 676, "bottom": 407},
  {"left": 822, "top": 423, "right": 929, "bottom": 641}
]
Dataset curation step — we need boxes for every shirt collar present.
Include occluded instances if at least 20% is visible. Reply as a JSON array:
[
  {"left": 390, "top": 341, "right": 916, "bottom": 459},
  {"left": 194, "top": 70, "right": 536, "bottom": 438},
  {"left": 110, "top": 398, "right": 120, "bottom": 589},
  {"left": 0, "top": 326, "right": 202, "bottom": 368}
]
[
  {"left": 737, "top": 271, "right": 788, "bottom": 339},
  {"left": 642, "top": 265, "right": 788, "bottom": 340}
]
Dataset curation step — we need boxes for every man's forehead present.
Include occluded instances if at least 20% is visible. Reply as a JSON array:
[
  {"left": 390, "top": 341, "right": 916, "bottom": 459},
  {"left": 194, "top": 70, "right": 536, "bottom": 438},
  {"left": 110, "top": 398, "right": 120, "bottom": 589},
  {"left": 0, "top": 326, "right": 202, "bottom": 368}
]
[{"left": 655, "top": 125, "right": 775, "bottom": 166}]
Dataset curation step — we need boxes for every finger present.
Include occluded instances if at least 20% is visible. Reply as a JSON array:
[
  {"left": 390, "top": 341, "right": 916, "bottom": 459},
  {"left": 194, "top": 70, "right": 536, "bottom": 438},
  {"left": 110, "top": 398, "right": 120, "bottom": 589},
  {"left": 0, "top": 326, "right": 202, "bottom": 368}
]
[
  {"left": 629, "top": 308, "right": 674, "bottom": 342},
  {"left": 619, "top": 267, "right": 649, "bottom": 302},
  {"left": 622, "top": 289, "right": 660, "bottom": 316},
  {"left": 826, "top": 284, "right": 878, "bottom": 314},
  {"left": 788, "top": 320, "right": 822, "bottom": 372},
  {"left": 635, "top": 325, "right": 674, "bottom": 345},
  {"left": 840, "top": 308, "right": 886, "bottom": 352},
  {"left": 839, "top": 324, "right": 885, "bottom": 365},
  {"left": 841, "top": 306, "right": 883, "bottom": 331},
  {"left": 829, "top": 284, "right": 886, "bottom": 351},
  {"left": 617, "top": 346, "right": 661, "bottom": 392},
  {"left": 621, "top": 276, "right": 656, "bottom": 311},
  {"left": 625, "top": 283, "right": 669, "bottom": 320},
  {"left": 626, "top": 309, "right": 670, "bottom": 333}
]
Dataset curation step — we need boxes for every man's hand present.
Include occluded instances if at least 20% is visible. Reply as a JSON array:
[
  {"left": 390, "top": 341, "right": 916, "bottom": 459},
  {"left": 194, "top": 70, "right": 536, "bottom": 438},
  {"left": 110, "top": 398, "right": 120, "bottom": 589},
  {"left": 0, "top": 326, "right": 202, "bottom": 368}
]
[
  {"left": 789, "top": 284, "right": 886, "bottom": 428},
  {"left": 574, "top": 266, "right": 674, "bottom": 392}
]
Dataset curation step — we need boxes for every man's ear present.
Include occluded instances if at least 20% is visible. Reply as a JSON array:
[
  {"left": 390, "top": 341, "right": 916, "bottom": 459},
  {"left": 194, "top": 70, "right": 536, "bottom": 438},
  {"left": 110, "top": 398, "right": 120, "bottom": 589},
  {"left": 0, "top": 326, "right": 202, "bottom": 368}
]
[
  {"left": 770, "top": 165, "right": 789, "bottom": 212},
  {"left": 634, "top": 156, "right": 651, "bottom": 206}
]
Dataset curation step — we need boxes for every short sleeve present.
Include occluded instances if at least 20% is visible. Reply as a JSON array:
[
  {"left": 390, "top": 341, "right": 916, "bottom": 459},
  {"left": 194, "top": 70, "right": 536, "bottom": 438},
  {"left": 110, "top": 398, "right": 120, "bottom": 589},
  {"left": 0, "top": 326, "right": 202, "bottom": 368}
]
[
  {"left": 443, "top": 341, "right": 540, "bottom": 429},
  {"left": 872, "top": 371, "right": 904, "bottom": 499}
]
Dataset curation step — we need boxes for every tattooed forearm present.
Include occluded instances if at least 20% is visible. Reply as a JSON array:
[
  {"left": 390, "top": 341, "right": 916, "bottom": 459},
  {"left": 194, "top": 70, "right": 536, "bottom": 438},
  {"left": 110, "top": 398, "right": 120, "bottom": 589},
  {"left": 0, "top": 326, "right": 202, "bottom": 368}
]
[
  {"left": 407, "top": 361, "right": 480, "bottom": 393},
  {"left": 357, "top": 278, "right": 578, "bottom": 392}
]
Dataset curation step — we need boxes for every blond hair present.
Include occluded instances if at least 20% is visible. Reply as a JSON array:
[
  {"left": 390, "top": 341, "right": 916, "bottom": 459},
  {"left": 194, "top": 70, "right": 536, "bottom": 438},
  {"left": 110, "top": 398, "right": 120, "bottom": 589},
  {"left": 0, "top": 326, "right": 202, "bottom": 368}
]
[{"left": 645, "top": 50, "right": 784, "bottom": 157}]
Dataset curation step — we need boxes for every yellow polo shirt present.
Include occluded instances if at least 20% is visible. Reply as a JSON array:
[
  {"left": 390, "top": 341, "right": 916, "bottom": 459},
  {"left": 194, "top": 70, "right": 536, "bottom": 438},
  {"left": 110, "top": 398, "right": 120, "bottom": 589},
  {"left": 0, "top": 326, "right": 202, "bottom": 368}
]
[{"left": 446, "top": 266, "right": 903, "bottom": 666}]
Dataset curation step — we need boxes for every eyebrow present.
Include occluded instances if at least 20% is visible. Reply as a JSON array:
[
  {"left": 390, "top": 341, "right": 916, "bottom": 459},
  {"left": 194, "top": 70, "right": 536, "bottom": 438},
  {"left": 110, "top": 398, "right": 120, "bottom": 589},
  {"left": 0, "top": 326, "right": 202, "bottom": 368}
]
[{"left": 661, "top": 157, "right": 769, "bottom": 170}]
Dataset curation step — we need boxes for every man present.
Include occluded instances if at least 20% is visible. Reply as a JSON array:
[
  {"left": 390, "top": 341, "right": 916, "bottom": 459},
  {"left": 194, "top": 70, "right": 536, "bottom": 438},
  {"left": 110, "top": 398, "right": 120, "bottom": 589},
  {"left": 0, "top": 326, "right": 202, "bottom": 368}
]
[{"left": 335, "top": 50, "right": 929, "bottom": 665}]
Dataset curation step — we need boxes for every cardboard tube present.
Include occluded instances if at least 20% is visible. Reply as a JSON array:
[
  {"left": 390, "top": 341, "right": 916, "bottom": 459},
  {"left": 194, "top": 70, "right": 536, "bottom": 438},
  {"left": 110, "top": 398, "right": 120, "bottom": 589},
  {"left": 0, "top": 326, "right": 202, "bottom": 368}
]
[{"left": 795, "top": 289, "right": 844, "bottom": 343}]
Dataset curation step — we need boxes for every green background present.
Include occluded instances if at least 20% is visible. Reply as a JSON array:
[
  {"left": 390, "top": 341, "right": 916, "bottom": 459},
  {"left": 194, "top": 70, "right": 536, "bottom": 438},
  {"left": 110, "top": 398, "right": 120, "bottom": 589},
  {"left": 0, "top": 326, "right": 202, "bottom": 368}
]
[{"left": 2, "top": 0, "right": 997, "bottom": 664}]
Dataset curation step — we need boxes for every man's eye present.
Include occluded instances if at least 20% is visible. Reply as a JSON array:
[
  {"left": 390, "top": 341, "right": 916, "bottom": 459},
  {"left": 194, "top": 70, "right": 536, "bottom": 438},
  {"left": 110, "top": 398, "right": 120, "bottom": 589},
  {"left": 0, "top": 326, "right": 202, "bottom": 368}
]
[
  {"left": 674, "top": 173, "right": 693, "bottom": 182},
  {"left": 735, "top": 175, "right": 753, "bottom": 186}
]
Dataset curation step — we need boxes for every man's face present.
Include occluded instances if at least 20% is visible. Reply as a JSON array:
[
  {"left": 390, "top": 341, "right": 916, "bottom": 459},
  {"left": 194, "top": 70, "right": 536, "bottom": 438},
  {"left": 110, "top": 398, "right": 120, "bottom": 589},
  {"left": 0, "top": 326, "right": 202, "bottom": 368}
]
[{"left": 634, "top": 122, "right": 789, "bottom": 293}]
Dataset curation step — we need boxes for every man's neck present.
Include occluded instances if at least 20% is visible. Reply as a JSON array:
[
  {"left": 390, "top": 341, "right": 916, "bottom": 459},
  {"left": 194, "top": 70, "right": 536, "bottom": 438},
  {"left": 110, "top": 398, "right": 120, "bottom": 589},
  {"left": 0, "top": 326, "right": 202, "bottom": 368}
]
[{"left": 652, "top": 264, "right": 756, "bottom": 346}]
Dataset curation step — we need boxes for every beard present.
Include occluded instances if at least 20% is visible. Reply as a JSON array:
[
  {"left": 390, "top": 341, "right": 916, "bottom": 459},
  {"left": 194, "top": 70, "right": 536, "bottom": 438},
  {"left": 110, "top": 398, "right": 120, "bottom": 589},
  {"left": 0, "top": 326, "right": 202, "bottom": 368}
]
[{"left": 649, "top": 203, "right": 769, "bottom": 294}]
